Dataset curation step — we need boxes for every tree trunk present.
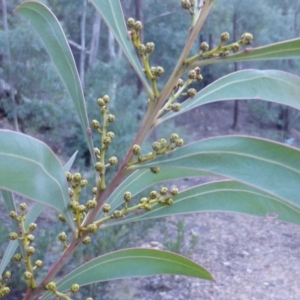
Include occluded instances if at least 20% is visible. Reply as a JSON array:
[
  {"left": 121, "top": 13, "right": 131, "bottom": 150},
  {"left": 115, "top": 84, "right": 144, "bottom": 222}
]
[
  {"left": 135, "top": 0, "right": 143, "bottom": 95},
  {"left": 231, "top": 11, "right": 239, "bottom": 130},
  {"left": 1, "top": 0, "right": 19, "bottom": 131},
  {"left": 80, "top": 0, "right": 87, "bottom": 89},
  {"left": 88, "top": 12, "right": 101, "bottom": 67}
]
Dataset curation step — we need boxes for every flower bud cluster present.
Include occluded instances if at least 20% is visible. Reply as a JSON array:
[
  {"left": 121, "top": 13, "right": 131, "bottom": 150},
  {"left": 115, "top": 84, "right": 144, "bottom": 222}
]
[
  {"left": 138, "top": 185, "right": 180, "bottom": 211},
  {"left": 8, "top": 203, "right": 42, "bottom": 289},
  {"left": 126, "top": 17, "right": 162, "bottom": 97},
  {"left": 129, "top": 134, "right": 184, "bottom": 169},
  {"left": 0, "top": 271, "right": 11, "bottom": 297}
]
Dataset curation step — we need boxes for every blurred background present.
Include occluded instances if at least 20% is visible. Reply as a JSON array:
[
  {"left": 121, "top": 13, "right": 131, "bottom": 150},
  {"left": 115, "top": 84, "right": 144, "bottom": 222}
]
[{"left": 1, "top": 0, "right": 300, "bottom": 299}]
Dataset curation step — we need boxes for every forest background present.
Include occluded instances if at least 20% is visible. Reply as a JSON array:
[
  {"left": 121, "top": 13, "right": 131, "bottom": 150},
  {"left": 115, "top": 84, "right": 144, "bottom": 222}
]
[{"left": 1, "top": 0, "right": 300, "bottom": 298}]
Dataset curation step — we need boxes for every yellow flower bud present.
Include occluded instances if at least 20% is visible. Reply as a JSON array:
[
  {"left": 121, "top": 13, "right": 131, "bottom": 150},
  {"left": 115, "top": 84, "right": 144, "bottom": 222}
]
[
  {"left": 91, "top": 119, "right": 100, "bottom": 129},
  {"left": 155, "top": 66, "right": 164, "bottom": 77},
  {"left": 27, "top": 234, "right": 35, "bottom": 242},
  {"left": 152, "top": 141, "right": 161, "bottom": 152},
  {"left": 134, "top": 21, "right": 143, "bottom": 31},
  {"left": 149, "top": 190, "right": 158, "bottom": 199},
  {"left": 144, "top": 203, "right": 152, "bottom": 211},
  {"left": 188, "top": 70, "right": 196, "bottom": 80},
  {"left": 95, "top": 162, "right": 105, "bottom": 172},
  {"left": 109, "top": 156, "right": 118, "bottom": 166},
  {"left": 187, "top": 88, "right": 197, "bottom": 98},
  {"left": 170, "top": 133, "right": 179, "bottom": 143},
  {"left": 166, "top": 198, "right": 174, "bottom": 205},
  {"left": 86, "top": 199, "right": 97, "bottom": 209},
  {"left": 82, "top": 236, "right": 91, "bottom": 245},
  {"left": 73, "top": 173, "right": 82, "bottom": 183},
  {"left": 200, "top": 42, "right": 209, "bottom": 52},
  {"left": 112, "top": 210, "right": 123, "bottom": 218},
  {"left": 92, "top": 187, "right": 97, "bottom": 195},
  {"left": 23, "top": 271, "right": 33, "bottom": 280},
  {"left": 4, "top": 271, "right": 11, "bottom": 279},
  {"left": 107, "top": 114, "right": 115, "bottom": 123},
  {"left": 58, "top": 232, "right": 67, "bottom": 242},
  {"left": 177, "top": 78, "right": 184, "bottom": 87},
  {"left": 132, "top": 144, "right": 142, "bottom": 155},
  {"left": 65, "top": 171, "right": 72, "bottom": 182},
  {"left": 35, "top": 260, "right": 43, "bottom": 268},
  {"left": 145, "top": 42, "right": 155, "bottom": 53},
  {"left": 9, "top": 232, "right": 18, "bottom": 240},
  {"left": 231, "top": 43, "right": 240, "bottom": 52},
  {"left": 29, "top": 223, "right": 37, "bottom": 232},
  {"left": 80, "top": 179, "right": 88, "bottom": 188},
  {"left": 9, "top": 210, "right": 18, "bottom": 219},
  {"left": 97, "top": 98, "right": 105, "bottom": 107},
  {"left": 27, "top": 246, "right": 35, "bottom": 256},
  {"left": 102, "top": 203, "right": 111, "bottom": 213},
  {"left": 171, "top": 103, "right": 181, "bottom": 112},
  {"left": 123, "top": 191, "right": 132, "bottom": 203},
  {"left": 138, "top": 44, "right": 146, "bottom": 55},
  {"left": 220, "top": 32, "right": 230, "bottom": 43},
  {"left": 19, "top": 203, "right": 27, "bottom": 211},
  {"left": 140, "top": 197, "right": 148, "bottom": 204},
  {"left": 181, "top": 0, "right": 191, "bottom": 9},
  {"left": 158, "top": 138, "right": 167, "bottom": 148},
  {"left": 171, "top": 187, "right": 179, "bottom": 196},
  {"left": 46, "top": 281, "right": 57, "bottom": 292},
  {"left": 176, "top": 138, "right": 184, "bottom": 147},
  {"left": 87, "top": 223, "right": 98, "bottom": 233},
  {"left": 106, "top": 131, "right": 115, "bottom": 139},
  {"left": 150, "top": 167, "right": 160, "bottom": 174},
  {"left": 127, "top": 17, "right": 135, "bottom": 28},
  {"left": 70, "top": 283, "right": 80, "bottom": 293},
  {"left": 58, "top": 214, "right": 66, "bottom": 222},
  {"left": 13, "top": 253, "right": 22, "bottom": 262},
  {"left": 103, "top": 95, "right": 110, "bottom": 103},
  {"left": 160, "top": 187, "right": 168, "bottom": 195}
]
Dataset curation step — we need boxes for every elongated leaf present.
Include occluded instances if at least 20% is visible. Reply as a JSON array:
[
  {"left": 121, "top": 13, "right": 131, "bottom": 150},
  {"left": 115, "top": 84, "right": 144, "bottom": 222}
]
[
  {"left": 63, "top": 151, "right": 78, "bottom": 172},
  {"left": 158, "top": 69, "right": 300, "bottom": 124},
  {"left": 96, "top": 167, "right": 212, "bottom": 220},
  {"left": 16, "top": 2, "right": 95, "bottom": 165},
  {"left": 89, "top": 0, "right": 153, "bottom": 98},
  {"left": 193, "top": 38, "right": 300, "bottom": 67},
  {"left": 110, "top": 180, "right": 300, "bottom": 226},
  {"left": 42, "top": 248, "right": 212, "bottom": 299},
  {"left": 0, "top": 202, "right": 44, "bottom": 275},
  {"left": 130, "top": 136, "right": 300, "bottom": 215},
  {"left": 0, "top": 130, "right": 74, "bottom": 229}
]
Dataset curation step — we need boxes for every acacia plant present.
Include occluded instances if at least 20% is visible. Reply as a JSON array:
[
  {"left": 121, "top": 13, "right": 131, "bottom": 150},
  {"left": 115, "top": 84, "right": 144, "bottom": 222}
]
[{"left": 1, "top": 0, "right": 300, "bottom": 299}]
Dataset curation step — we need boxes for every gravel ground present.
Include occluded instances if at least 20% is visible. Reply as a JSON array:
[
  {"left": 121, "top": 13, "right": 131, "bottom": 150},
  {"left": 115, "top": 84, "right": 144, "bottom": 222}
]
[{"left": 102, "top": 212, "right": 300, "bottom": 300}]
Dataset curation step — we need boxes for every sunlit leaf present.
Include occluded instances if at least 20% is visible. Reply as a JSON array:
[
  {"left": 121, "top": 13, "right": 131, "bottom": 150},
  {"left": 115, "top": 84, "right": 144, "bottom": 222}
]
[
  {"left": 16, "top": 2, "right": 95, "bottom": 165},
  {"left": 111, "top": 180, "right": 300, "bottom": 226},
  {"left": 129, "top": 136, "right": 300, "bottom": 220},
  {"left": 0, "top": 130, "right": 74, "bottom": 229},
  {"left": 158, "top": 69, "right": 300, "bottom": 124},
  {"left": 42, "top": 248, "right": 212, "bottom": 299},
  {"left": 89, "top": 0, "right": 153, "bottom": 98}
]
